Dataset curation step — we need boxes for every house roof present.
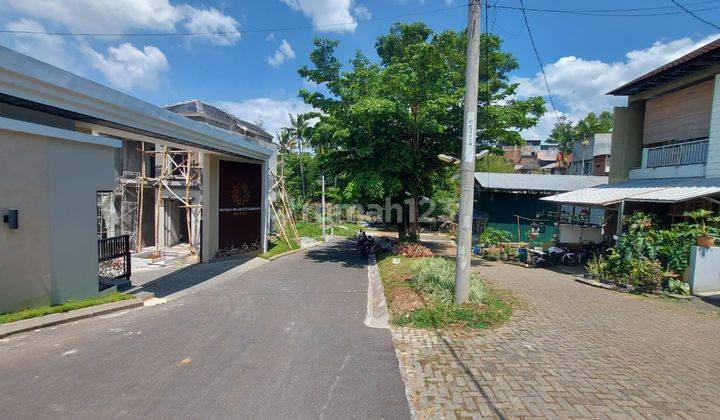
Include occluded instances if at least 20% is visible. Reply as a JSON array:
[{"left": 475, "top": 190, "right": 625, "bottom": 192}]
[
  {"left": 608, "top": 37, "right": 720, "bottom": 96},
  {"left": 164, "top": 99, "right": 273, "bottom": 141},
  {"left": 475, "top": 173, "right": 608, "bottom": 193},
  {"left": 537, "top": 150, "right": 559, "bottom": 162},
  {"left": 0, "top": 46, "right": 275, "bottom": 160},
  {"left": 541, "top": 177, "right": 720, "bottom": 205}
]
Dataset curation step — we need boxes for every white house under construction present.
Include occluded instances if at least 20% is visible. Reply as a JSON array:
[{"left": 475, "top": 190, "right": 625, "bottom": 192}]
[{"left": 0, "top": 46, "right": 277, "bottom": 313}]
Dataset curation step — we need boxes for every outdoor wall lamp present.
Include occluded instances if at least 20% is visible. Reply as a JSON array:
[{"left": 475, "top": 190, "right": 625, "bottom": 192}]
[{"left": 3, "top": 209, "right": 18, "bottom": 229}]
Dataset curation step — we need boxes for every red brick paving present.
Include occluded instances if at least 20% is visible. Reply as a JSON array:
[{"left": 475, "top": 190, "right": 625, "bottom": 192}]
[{"left": 392, "top": 262, "right": 720, "bottom": 419}]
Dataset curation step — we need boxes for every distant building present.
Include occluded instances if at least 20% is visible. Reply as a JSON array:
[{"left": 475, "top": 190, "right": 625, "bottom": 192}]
[{"left": 567, "top": 133, "right": 612, "bottom": 176}]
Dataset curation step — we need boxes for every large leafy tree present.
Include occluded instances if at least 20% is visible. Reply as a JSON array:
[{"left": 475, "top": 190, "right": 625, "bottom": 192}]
[
  {"left": 549, "top": 111, "right": 613, "bottom": 173},
  {"left": 298, "top": 23, "right": 545, "bottom": 239}
]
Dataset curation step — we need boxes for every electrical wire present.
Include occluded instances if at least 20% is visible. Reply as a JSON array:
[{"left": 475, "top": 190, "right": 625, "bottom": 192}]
[
  {"left": 1, "top": 1, "right": 720, "bottom": 37},
  {"left": 670, "top": 0, "right": 720, "bottom": 29},
  {"left": 518, "top": 0, "right": 561, "bottom": 125}
]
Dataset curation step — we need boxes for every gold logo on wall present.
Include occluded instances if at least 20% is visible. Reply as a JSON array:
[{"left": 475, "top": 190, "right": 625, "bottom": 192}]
[{"left": 231, "top": 183, "right": 252, "bottom": 206}]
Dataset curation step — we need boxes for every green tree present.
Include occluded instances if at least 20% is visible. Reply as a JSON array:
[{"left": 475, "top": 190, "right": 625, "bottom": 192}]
[
  {"left": 298, "top": 23, "right": 545, "bottom": 240},
  {"left": 288, "top": 113, "right": 314, "bottom": 200},
  {"left": 276, "top": 128, "right": 295, "bottom": 179},
  {"left": 475, "top": 153, "right": 514, "bottom": 173}
]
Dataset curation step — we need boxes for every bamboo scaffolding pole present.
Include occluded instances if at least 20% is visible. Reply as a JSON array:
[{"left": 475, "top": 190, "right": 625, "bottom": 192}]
[
  {"left": 269, "top": 199, "right": 292, "bottom": 249},
  {"left": 185, "top": 154, "right": 193, "bottom": 248},
  {"left": 136, "top": 141, "right": 146, "bottom": 251}
]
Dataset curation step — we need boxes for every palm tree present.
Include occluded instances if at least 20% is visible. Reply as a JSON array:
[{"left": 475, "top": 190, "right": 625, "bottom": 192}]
[
  {"left": 288, "top": 113, "right": 311, "bottom": 199},
  {"left": 276, "top": 128, "right": 295, "bottom": 179}
]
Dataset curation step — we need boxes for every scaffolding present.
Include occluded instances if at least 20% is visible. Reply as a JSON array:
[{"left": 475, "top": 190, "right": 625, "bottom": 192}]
[{"left": 113, "top": 143, "right": 203, "bottom": 254}]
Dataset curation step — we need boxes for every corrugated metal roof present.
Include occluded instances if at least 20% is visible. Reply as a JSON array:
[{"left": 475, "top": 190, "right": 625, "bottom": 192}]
[
  {"left": 541, "top": 177, "right": 720, "bottom": 205},
  {"left": 475, "top": 173, "right": 608, "bottom": 193}
]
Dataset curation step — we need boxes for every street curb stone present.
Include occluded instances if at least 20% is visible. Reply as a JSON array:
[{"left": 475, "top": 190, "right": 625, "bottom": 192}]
[
  {"left": 0, "top": 298, "right": 143, "bottom": 339},
  {"left": 364, "top": 253, "right": 390, "bottom": 329}
]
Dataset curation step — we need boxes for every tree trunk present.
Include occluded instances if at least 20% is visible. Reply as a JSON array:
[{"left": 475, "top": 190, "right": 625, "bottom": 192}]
[
  {"left": 299, "top": 138, "right": 306, "bottom": 200},
  {"left": 408, "top": 196, "right": 420, "bottom": 242}
]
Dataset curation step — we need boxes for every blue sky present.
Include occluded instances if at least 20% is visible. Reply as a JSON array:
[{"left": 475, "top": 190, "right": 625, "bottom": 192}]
[{"left": 2, "top": 0, "right": 720, "bottom": 139}]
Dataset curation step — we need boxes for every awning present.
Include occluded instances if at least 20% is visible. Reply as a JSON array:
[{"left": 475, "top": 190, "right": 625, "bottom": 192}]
[{"left": 541, "top": 177, "right": 720, "bottom": 205}]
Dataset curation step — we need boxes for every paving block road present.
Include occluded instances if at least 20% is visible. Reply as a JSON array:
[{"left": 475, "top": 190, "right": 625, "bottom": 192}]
[
  {"left": 0, "top": 240, "right": 410, "bottom": 419},
  {"left": 393, "top": 261, "right": 720, "bottom": 419}
]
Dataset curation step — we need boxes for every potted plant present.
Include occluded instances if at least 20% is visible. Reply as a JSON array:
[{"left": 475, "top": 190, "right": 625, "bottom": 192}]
[{"left": 683, "top": 209, "right": 719, "bottom": 248}]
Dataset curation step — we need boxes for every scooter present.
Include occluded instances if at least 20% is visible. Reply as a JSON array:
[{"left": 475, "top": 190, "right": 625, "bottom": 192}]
[
  {"left": 356, "top": 231, "right": 375, "bottom": 257},
  {"left": 528, "top": 246, "right": 567, "bottom": 268}
]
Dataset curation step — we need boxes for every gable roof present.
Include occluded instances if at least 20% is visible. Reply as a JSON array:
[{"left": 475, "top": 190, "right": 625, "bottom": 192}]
[
  {"left": 609, "top": 37, "right": 720, "bottom": 96},
  {"left": 475, "top": 173, "right": 608, "bottom": 194}
]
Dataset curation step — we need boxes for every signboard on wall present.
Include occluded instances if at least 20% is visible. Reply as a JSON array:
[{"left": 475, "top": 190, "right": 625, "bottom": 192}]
[{"left": 218, "top": 160, "right": 262, "bottom": 251}]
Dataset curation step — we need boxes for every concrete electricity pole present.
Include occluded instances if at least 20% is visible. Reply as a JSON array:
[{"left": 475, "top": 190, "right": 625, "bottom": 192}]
[{"left": 455, "top": 0, "right": 482, "bottom": 305}]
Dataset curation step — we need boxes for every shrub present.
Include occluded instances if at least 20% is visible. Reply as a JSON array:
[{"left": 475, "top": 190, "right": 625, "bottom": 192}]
[
  {"left": 411, "top": 258, "right": 485, "bottom": 304},
  {"left": 628, "top": 258, "right": 667, "bottom": 292},
  {"left": 477, "top": 227, "right": 514, "bottom": 248},
  {"left": 666, "top": 278, "right": 691, "bottom": 296},
  {"left": 585, "top": 255, "right": 607, "bottom": 279}
]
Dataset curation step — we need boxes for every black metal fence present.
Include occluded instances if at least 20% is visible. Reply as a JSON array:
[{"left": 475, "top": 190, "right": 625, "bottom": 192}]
[{"left": 98, "top": 234, "right": 131, "bottom": 279}]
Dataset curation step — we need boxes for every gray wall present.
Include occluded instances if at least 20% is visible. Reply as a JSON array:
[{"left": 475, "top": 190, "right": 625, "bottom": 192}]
[{"left": 1, "top": 129, "right": 116, "bottom": 312}]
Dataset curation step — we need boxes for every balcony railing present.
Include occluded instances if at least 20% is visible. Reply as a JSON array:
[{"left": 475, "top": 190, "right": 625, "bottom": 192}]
[{"left": 646, "top": 139, "right": 709, "bottom": 168}]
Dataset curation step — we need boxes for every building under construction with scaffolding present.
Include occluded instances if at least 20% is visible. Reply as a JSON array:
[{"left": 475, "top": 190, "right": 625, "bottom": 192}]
[
  {"left": 1, "top": 46, "right": 277, "bottom": 312},
  {"left": 99, "top": 101, "right": 275, "bottom": 261}
]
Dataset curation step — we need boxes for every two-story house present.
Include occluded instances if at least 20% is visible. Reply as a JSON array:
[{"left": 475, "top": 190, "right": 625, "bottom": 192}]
[
  {"left": 543, "top": 38, "right": 720, "bottom": 239},
  {"left": 567, "top": 133, "right": 612, "bottom": 176}
]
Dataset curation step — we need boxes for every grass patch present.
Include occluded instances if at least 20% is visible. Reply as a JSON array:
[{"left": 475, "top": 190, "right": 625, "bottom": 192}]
[
  {"left": 377, "top": 253, "right": 515, "bottom": 330},
  {"left": 0, "top": 292, "right": 134, "bottom": 325},
  {"left": 294, "top": 220, "right": 362, "bottom": 241}
]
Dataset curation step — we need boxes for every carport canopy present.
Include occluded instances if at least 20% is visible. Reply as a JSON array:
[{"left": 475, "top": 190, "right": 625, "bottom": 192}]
[{"left": 541, "top": 177, "right": 720, "bottom": 206}]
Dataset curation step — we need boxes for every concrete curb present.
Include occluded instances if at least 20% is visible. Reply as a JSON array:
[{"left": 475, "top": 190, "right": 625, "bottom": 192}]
[
  {"left": 0, "top": 298, "right": 144, "bottom": 339},
  {"left": 365, "top": 253, "right": 390, "bottom": 329}
]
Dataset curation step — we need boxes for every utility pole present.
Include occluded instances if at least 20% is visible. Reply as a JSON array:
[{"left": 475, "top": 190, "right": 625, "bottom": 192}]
[
  {"left": 321, "top": 174, "right": 326, "bottom": 241},
  {"left": 455, "top": 0, "right": 482, "bottom": 305}
]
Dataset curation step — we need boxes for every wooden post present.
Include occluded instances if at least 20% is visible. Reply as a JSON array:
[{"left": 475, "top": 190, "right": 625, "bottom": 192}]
[
  {"left": 185, "top": 152, "right": 193, "bottom": 248},
  {"left": 137, "top": 141, "right": 145, "bottom": 251}
]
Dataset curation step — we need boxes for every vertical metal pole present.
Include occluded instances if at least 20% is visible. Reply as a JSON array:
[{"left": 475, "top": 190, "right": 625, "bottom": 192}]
[
  {"left": 321, "top": 175, "right": 326, "bottom": 242},
  {"left": 455, "top": 0, "right": 482, "bottom": 305},
  {"left": 616, "top": 200, "right": 625, "bottom": 239}
]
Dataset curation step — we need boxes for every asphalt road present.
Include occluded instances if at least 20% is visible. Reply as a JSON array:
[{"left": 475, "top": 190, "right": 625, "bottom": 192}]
[{"left": 0, "top": 240, "right": 410, "bottom": 419}]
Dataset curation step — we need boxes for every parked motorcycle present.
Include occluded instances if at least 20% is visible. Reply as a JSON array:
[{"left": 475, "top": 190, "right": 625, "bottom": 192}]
[
  {"left": 356, "top": 230, "right": 375, "bottom": 257},
  {"left": 528, "top": 246, "right": 569, "bottom": 267}
]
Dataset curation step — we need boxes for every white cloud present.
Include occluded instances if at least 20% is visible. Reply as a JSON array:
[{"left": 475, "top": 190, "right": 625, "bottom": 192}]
[
  {"left": 85, "top": 43, "right": 169, "bottom": 90},
  {"left": 2, "top": 0, "right": 240, "bottom": 44},
  {"left": 178, "top": 5, "right": 241, "bottom": 45},
  {"left": 353, "top": 5, "right": 372, "bottom": 20},
  {"left": 279, "top": 0, "right": 359, "bottom": 33},
  {"left": 514, "top": 34, "right": 720, "bottom": 139},
  {"left": 267, "top": 39, "right": 296, "bottom": 67},
  {"left": 1, "top": 19, "right": 73, "bottom": 71},
  {"left": 215, "top": 97, "right": 315, "bottom": 139}
]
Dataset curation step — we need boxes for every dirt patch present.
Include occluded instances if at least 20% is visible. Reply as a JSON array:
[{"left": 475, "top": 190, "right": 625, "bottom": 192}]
[{"left": 388, "top": 286, "right": 425, "bottom": 314}]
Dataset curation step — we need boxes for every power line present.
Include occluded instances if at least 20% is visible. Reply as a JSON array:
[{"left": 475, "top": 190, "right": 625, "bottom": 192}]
[
  {"left": 671, "top": 0, "right": 720, "bottom": 29},
  {"left": 495, "top": 2, "right": 720, "bottom": 17},
  {"left": 0, "top": 4, "right": 466, "bottom": 37},
  {"left": 1, "top": 1, "right": 720, "bottom": 37},
  {"left": 518, "top": 0, "right": 561, "bottom": 125}
]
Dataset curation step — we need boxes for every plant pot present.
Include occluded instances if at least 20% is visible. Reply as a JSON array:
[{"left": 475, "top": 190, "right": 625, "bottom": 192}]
[{"left": 697, "top": 235, "right": 716, "bottom": 248}]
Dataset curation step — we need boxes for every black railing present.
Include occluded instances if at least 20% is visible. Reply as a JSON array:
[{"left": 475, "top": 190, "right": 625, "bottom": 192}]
[{"left": 98, "top": 234, "right": 131, "bottom": 280}]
